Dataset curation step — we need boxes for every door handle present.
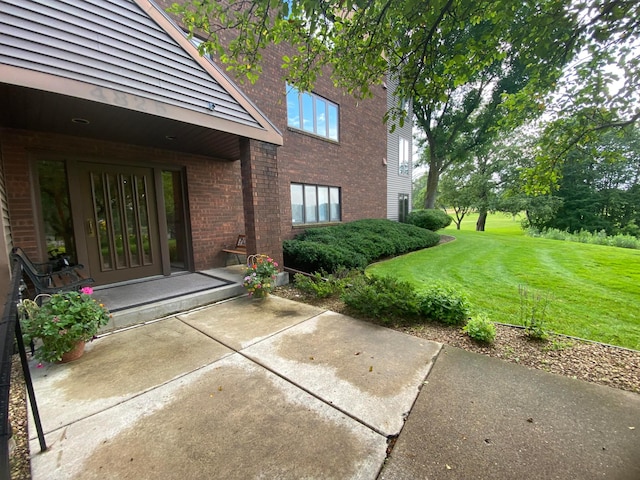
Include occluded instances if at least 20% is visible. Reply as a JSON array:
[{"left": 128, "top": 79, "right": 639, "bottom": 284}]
[{"left": 86, "top": 218, "right": 95, "bottom": 237}]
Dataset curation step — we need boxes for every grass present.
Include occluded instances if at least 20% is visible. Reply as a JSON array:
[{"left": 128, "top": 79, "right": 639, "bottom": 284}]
[{"left": 368, "top": 212, "right": 640, "bottom": 350}]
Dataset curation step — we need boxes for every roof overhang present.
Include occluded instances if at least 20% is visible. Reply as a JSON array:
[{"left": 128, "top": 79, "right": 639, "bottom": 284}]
[{"left": 0, "top": 0, "right": 282, "bottom": 159}]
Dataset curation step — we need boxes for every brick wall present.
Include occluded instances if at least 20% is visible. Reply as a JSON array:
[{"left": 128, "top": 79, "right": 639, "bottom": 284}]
[
  {"left": 240, "top": 138, "right": 283, "bottom": 267},
  {"left": 155, "top": 0, "right": 389, "bottom": 240},
  {"left": 234, "top": 44, "right": 388, "bottom": 240},
  {"left": 3, "top": 3, "right": 390, "bottom": 279},
  {"left": 0, "top": 127, "right": 244, "bottom": 269}
]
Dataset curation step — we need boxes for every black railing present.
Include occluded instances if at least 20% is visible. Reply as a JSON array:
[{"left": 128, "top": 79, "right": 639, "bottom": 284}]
[{"left": 0, "top": 261, "right": 47, "bottom": 479}]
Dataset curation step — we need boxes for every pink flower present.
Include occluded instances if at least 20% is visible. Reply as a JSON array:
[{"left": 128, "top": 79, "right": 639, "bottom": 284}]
[
  {"left": 37, "top": 363, "right": 43, "bottom": 369},
  {"left": 81, "top": 286, "right": 93, "bottom": 295}
]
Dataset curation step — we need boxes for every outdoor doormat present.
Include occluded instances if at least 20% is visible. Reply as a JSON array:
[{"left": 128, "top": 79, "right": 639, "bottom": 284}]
[{"left": 94, "top": 273, "right": 233, "bottom": 312}]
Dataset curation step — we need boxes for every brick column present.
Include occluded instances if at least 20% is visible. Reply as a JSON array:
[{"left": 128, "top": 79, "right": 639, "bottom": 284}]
[{"left": 239, "top": 138, "right": 283, "bottom": 267}]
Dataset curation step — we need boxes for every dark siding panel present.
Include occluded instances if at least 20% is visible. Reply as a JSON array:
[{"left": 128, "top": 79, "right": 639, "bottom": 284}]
[{"left": 0, "top": 0, "right": 260, "bottom": 127}]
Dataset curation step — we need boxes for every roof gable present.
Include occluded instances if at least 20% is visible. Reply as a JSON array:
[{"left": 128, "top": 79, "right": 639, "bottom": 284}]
[{"left": 0, "top": 0, "right": 282, "bottom": 145}]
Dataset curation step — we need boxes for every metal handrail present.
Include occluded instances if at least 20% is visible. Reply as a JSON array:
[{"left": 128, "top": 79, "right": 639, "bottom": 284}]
[{"left": 0, "top": 261, "right": 47, "bottom": 479}]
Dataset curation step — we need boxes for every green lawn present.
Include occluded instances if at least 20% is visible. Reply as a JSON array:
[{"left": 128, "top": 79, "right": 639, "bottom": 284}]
[{"left": 368, "top": 212, "right": 640, "bottom": 350}]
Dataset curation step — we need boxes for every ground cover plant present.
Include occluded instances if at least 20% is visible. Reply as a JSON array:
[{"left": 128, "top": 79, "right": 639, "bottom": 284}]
[
  {"left": 367, "top": 212, "right": 640, "bottom": 350},
  {"left": 283, "top": 218, "right": 440, "bottom": 273},
  {"left": 463, "top": 314, "right": 497, "bottom": 344},
  {"left": 294, "top": 270, "right": 470, "bottom": 326}
]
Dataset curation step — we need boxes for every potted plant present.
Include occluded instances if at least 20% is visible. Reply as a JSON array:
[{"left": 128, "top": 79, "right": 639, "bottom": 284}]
[
  {"left": 19, "top": 286, "right": 111, "bottom": 363},
  {"left": 243, "top": 254, "right": 279, "bottom": 298}
]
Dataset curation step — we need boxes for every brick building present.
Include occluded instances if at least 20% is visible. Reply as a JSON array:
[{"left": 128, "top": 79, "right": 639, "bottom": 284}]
[{"left": 0, "top": 0, "right": 411, "bottom": 295}]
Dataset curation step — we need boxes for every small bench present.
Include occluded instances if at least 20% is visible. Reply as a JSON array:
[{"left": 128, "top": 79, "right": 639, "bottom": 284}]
[
  {"left": 222, "top": 235, "right": 247, "bottom": 265},
  {"left": 10, "top": 246, "right": 94, "bottom": 295}
]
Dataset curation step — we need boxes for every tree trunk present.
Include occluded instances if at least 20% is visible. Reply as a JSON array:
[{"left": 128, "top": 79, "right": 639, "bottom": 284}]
[
  {"left": 424, "top": 159, "right": 441, "bottom": 209},
  {"left": 476, "top": 209, "right": 487, "bottom": 231},
  {"left": 454, "top": 209, "right": 465, "bottom": 230}
]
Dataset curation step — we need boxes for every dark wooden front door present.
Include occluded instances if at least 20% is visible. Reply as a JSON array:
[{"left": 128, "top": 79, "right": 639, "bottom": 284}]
[{"left": 78, "top": 162, "right": 162, "bottom": 284}]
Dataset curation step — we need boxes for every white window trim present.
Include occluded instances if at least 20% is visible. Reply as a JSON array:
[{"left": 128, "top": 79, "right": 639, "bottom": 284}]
[
  {"left": 291, "top": 183, "right": 341, "bottom": 225},
  {"left": 287, "top": 84, "right": 339, "bottom": 141},
  {"left": 399, "top": 137, "right": 410, "bottom": 176}
]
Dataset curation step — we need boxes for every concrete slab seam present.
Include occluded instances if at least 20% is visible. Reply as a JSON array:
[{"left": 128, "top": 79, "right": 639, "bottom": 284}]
[
  {"left": 380, "top": 343, "right": 444, "bottom": 461},
  {"left": 177, "top": 313, "right": 401, "bottom": 438},
  {"left": 175, "top": 307, "right": 329, "bottom": 353}
]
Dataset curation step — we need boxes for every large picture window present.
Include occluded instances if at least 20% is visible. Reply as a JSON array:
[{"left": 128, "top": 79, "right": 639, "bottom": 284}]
[
  {"left": 287, "top": 85, "right": 339, "bottom": 141},
  {"left": 291, "top": 183, "right": 341, "bottom": 224}
]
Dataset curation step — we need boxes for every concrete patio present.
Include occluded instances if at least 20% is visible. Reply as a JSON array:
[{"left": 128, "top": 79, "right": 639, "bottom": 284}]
[
  {"left": 27, "top": 295, "right": 442, "bottom": 479},
  {"left": 25, "top": 291, "right": 640, "bottom": 479}
]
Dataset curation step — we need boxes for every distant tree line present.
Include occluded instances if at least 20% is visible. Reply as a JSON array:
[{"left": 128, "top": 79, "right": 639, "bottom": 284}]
[{"left": 416, "top": 125, "right": 640, "bottom": 236}]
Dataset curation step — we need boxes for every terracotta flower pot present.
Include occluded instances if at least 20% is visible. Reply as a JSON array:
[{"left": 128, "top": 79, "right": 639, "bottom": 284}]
[{"left": 59, "top": 340, "right": 86, "bottom": 363}]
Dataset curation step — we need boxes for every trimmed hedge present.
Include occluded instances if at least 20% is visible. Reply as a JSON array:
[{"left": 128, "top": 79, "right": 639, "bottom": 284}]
[
  {"left": 284, "top": 219, "right": 440, "bottom": 273},
  {"left": 282, "top": 240, "right": 367, "bottom": 273},
  {"left": 406, "top": 209, "right": 452, "bottom": 231}
]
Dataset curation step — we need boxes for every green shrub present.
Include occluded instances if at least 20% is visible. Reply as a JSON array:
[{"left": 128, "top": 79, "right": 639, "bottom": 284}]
[
  {"left": 406, "top": 209, "right": 452, "bottom": 231},
  {"left": 543, "top": 228, "right": 570, "bottom": 241},
  {"left": 609, "top": 234, "right": 640, "bottom": 249},
  {"left": 417, "top": 283, "right": 469, "bottom": 325},
  {"left": 284, "top": 219, "right": 440, "bottom": 273},
  {"left": 283, "top": 239, "right": 367, "bottom": 272},
  {"left": 340, "top": 274, "right": 420, "bottom": 322},
  {"left": 463, "top": 314, "right": 496, "bottom": 344}
]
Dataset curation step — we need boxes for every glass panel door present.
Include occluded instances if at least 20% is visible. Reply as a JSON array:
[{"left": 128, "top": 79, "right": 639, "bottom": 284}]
[
  {"left": 162, "top": 170, "right": 188, "bottom": 269},
  {"left": 80, "top": 163, "right": 162, "bottom": 284}
]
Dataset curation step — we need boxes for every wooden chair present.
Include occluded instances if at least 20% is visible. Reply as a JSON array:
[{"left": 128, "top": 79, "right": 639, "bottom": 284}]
[{"left": 222, "top": 235, "right": 247, "bottom": 265}]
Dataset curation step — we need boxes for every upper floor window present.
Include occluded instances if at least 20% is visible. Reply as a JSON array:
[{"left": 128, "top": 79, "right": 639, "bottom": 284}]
[
  {"left": 291, "top": 183, "right": 341, "bottom": 224},
  {"left": 283, "top": 0, "right": 293, "bottom": 18},
  {"left": 286, "top": 85, "right": 339, "bottom": 141},
  {"left": 400, "top": 97, "right": 409, "bottom": 114},
  {"left": 399, "top": 137, "right": 410, "bottom": 176}
]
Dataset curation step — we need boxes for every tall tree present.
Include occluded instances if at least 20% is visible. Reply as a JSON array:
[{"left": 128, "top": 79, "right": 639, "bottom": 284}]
[
  {"left": 542, "top": 126, "right": 640, "bottom": 235},
  {"left": 437, "top": 167, "right": 477, "bottom": 230},
  {"left": 411, "top": 0, "right": 578, "bottom": 208},
  {"left": 516, "top": 1, "right": 640, "bottom": 192},
  {"left": 171, "top": 0, "right": 639, "bottom": 196},
  {"left": 488, "top": 130, "right": 564, "bottom": 231},
  {"left": 436, "top": 141, "right": 507, "bottom": 231}
]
